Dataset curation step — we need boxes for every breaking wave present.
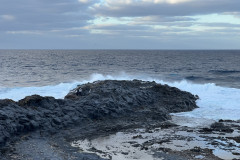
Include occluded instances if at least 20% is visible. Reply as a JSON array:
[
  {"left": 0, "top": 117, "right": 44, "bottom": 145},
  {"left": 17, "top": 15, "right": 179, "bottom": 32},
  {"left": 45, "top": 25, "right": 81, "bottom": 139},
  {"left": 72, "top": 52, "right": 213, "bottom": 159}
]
[{"left": 0, "top": 73, "right": 240, "bottom": 120}]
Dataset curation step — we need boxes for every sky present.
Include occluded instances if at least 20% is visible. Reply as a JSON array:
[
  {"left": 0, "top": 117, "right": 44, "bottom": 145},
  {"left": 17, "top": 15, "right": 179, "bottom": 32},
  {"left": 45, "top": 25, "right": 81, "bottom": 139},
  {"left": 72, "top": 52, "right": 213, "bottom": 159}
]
[{"left": 0, "top": 0, "right": 240, "bottom": 49}]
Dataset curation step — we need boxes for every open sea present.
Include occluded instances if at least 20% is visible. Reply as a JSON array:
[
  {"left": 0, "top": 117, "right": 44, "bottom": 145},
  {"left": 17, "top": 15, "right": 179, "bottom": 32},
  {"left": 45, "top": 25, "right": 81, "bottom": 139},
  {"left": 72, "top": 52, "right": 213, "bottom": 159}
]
[{"left": 0, "top": 50, "right": 240, "bottom": 120}]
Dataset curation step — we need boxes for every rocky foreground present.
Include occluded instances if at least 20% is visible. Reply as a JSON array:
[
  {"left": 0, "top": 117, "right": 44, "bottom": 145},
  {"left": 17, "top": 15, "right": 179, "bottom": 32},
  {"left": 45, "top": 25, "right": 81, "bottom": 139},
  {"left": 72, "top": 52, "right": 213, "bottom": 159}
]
[{"left": 0, "top": 80, "right": 238, "bottom": 159}]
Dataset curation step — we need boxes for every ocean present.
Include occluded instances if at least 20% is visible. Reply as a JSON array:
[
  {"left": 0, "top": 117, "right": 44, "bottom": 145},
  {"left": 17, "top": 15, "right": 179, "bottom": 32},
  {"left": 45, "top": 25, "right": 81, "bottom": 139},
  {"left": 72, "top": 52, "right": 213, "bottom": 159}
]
[{"left": 0, "top": 50, "right": 240, "bottom": 120}]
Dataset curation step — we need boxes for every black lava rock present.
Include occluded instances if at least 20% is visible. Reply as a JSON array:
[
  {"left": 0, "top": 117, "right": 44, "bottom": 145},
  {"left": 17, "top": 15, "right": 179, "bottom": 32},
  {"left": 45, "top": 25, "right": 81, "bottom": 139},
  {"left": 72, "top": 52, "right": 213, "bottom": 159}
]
[{"left": 0, "top": 80, "right": 198, "bottom": 147}]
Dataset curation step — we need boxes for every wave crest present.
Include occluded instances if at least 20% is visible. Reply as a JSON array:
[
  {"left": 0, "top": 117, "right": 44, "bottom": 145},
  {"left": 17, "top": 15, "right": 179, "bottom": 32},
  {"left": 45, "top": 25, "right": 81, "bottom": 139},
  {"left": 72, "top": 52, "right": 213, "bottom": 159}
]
[{"left": 0, "top": 73, "right": 240, "bottom": 120}]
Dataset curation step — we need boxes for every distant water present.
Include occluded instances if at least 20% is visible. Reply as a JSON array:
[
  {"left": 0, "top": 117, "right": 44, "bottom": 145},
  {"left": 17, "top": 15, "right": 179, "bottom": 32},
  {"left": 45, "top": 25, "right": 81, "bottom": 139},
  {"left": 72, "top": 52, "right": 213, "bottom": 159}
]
[{"left": 0, "top": 50, "right": 240, "bottom": 120}]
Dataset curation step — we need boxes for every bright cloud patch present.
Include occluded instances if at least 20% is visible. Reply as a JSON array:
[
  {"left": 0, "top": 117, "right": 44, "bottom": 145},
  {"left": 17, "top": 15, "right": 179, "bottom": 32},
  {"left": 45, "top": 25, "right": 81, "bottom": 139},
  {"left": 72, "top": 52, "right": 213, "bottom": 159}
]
[
  {"left": 144, "top": 0, "right": 193, "bottom": 4},
  {"left": 0, "top": 15, "right": 15, "bottom": 21},
  {"left": 78, "top": 0, "right": 90, "bottom": 3}
]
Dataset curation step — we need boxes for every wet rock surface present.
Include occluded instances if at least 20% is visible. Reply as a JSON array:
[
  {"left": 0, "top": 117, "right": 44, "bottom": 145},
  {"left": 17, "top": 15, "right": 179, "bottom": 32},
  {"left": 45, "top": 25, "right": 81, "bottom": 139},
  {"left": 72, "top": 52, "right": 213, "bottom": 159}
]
[
  {"left": 70, "top": 117, "right": 240, "bottom": 160},
  {"left": 199, "top": 122, "right": 234, "bottom": 133}
]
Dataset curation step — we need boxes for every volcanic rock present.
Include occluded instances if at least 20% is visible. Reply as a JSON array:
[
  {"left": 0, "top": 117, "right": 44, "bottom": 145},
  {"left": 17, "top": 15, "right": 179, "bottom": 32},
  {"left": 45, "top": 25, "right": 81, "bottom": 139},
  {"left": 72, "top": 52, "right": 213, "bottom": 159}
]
[{"left": 0, "top": 80, "right": 198, "bottom": 147}]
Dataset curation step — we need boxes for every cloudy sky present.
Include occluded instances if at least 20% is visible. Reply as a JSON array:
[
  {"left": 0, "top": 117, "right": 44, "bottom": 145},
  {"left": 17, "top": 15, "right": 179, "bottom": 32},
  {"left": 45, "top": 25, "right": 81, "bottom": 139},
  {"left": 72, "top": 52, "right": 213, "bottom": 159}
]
[{"left": 0, "top": 0, "right": 240, "bottom": 49}]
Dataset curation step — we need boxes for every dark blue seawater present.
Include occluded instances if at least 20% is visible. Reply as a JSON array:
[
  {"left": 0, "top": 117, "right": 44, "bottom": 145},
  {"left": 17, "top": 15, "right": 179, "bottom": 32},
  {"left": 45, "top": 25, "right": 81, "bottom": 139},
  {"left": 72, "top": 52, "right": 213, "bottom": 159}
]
[
  {"left": 0, "top": 50, "right": 240, "bottom": 88},
  {"left": 0, "top": 50, "right": 240, "bottom": 120}
]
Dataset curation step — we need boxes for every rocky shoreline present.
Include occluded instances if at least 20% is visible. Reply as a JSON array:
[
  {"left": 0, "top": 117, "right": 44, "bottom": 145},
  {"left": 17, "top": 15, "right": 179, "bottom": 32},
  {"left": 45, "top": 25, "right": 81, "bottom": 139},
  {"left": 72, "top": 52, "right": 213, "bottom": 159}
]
[
  {"left": 71, "top": 117, "right": 240, "bottom": 160},
  {"left": 0, "top": 80, "right": 239, "bottom": 159}
]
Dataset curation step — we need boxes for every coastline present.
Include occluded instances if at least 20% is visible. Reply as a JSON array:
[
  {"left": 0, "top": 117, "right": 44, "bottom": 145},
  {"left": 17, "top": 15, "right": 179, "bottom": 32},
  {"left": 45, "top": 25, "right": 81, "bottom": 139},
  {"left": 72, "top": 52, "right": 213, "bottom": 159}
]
[{"left": 0, "top": 80, "right": 239, "bottom": 160}]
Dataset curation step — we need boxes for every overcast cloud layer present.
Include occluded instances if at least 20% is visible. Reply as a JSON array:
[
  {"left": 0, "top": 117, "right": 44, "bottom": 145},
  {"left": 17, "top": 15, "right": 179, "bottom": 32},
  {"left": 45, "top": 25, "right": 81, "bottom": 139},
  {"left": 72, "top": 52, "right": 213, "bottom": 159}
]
[{"left": 0, "top": 0, "right": 240, "bottom": 49}]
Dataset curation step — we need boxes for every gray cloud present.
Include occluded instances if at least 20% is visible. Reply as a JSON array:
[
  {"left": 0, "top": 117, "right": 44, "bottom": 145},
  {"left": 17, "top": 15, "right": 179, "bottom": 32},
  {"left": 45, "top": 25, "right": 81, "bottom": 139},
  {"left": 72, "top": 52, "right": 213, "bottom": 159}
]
[
  {"left": 0, "top": 0, "right": 98, "bottom": 31},
  {"left": 92, "top": 0, "right": 240, "bottom": 17},
  {"left": 86, "top": 24, "right": 151, "bottom": 31},
  {"left": 197, "top": 22, "right": 240, "bottom": 28}
]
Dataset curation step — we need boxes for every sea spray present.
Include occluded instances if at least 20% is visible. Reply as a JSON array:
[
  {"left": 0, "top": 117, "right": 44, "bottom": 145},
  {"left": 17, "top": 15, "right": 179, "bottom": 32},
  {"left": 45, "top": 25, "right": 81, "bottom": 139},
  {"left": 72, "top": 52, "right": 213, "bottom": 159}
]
[{"left": 0, "top": 73, "right": 240, "bottom": 120}]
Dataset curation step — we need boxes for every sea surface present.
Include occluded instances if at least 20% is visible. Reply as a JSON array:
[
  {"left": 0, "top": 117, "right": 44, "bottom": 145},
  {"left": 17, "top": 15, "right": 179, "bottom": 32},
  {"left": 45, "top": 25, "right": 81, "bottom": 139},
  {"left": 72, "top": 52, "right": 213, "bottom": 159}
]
[{"left": 0, "top": 50, "right": 240, "bottom": 120}]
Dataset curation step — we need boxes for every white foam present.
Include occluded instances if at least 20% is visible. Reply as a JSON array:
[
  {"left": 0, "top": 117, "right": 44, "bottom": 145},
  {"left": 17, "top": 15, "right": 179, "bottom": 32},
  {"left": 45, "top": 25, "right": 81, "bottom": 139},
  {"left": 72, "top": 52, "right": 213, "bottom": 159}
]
[
  {"left": 0, "top": 82, "right": 79, "bottom": 101},
  {"left": 165, "top": 80, "right": 240, "bottom": 121},
  {"left": 0, "top": 73, "right": 132, "bottom": 101},
  {"left": 0, "top": 73, "right": 240, "bottom": 120}
]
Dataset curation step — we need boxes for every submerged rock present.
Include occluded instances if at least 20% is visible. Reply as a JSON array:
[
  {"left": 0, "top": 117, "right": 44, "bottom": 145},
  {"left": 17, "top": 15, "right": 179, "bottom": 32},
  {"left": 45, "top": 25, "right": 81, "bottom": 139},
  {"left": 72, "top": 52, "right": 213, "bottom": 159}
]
[
  {"left": 210, "top": 122, "right": 234, "bottom": 133},
  {"left": 199, "top": 122, "right": 234, "bottom": 133},
  {"left": 0, "top": 80, "right": 198, "bottom": 147}
]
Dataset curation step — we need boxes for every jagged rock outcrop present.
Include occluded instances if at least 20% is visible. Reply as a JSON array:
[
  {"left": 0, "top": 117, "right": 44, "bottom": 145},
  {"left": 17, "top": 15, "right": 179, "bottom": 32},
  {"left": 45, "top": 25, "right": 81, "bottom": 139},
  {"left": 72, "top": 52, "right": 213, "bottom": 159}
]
[{"left": 0, "top": 80, "right": 198, "bottom": 147}]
